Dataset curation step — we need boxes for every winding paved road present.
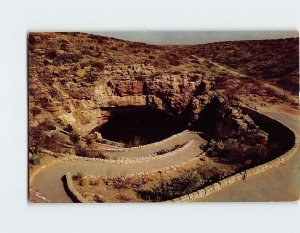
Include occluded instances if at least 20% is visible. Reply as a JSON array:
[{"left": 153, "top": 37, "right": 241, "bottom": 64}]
[
  {"left": 194, "top": 107, "right": 300, "bottom": 202},
  {"left": 30, "top": 108, "right": 300, "bottom": 202},
  {"left": 31, "top": 132, "right": 205, "bottom": 202}
]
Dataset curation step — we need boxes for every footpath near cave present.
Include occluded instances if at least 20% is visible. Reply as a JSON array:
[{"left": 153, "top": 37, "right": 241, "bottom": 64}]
[{"left": 28, "top": 32, "right": 299, "bottom": 203}]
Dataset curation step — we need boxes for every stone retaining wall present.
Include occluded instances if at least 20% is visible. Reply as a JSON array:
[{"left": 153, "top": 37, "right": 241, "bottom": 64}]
[
  {"left": 169, "top": 108, "right": 299, "bottom": 202},
  {"left": 69, "top": 153, "right": 201, "bottom": 180},
  {"left": 103, "top": 130, "right": 199, "bottom": 152},
  {"left": 77, "top": 139, "right": 196, "bottom": 164},
  {"left": 38, "top": 130, "right": 200, "bottom": 157},
  {"left": 109, "top": 156, "right": 200, "bottom": 179}
]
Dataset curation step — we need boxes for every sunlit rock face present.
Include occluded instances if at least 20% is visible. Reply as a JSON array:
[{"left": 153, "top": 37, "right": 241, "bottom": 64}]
[{"left": 28, "top": 32, "right": 298, "bottom": 154}]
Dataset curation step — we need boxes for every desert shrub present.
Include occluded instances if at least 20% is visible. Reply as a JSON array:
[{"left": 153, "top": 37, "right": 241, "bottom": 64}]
[
  {"left": 116, "top": 194, "right": 132, "bottom": 203},
  {"left": 156, "top": 144, "right": 184, "bottom": 155},
  {"left": 206, "top": 61, "right": 214, "bottom": 69},
  {"left": 194, "top": 165, "right": 222, "bottom": 183},
  {"left": 75, "top": 143, "right": 107, "bottom": 159},
  {"left": 171, "top": 70, "right": 181, "bottom": 75},
  {"left": 166, "top": 53, "right": 181, "bottom": 66},
  {"left": 74, "top": 144, "right": 85, "bottom": 156},
  {"left": 144, "top": 49, "right": 151, "bottom": 54},
  {"left": 143, "top": 59, "right": 151, "bottom": 65},
  {"left": 55, "top": 53, "right": 82, "bottom": 64},
  {"left": 132, "top": 49, "right": 140, "bottom": 54},
  {"left": 105, "top": 177, "right": 131, "bottom": 190},
  {"left": 87, "top": 150, "right": 107, "bottom": 159},
  {"left": 37, "top": 120, "right": 56, "bottom": 131},
  {"left": 156, "top": 148, "right": 169, "bottom": 155},
  {"left": 85, "top": 73, "right": 98, "bottom": 83},
  {"left": 111, "top": 46, "right": 118, "bottom": 51},
  {"left": 152, "top": 59, "right": 168, "bottom": 68},
  {"left": 70, "top": 133, "right": 80, "bottom": 143},
  {"left": 43, "top": 140, "right": 73, "bottom": 154},
  {"left": 63, "top": 124, "right": 73, "bottom": 133},
  {"left": 60, "top": 79, "right": 67, "bottom": 85},
  {"left": 93, "top": 194, "right": 105, "bottom": 203},
  {"left": 72, "top": 172, "right": 83, "bottom": 181},
  {"left": 49, "top": 88, "right": 58, "bottom": 97},
  {"left": 46, "top": 49, "right": 57, "bottom": 59},
  {"left": 86, "top": 137, "right": 93, "bottom": 145},
  {"left": 131, "top": 176, "right": 151, "bottom": 190},
  {"left": 91, "top": 61, "right": 105, "bottom": 71},
  {"left": 42, "top": 59, "right": 52, "bottom": 66},
  {"left": 135, "top": 76, "right": 145, "bottom": 81},
  {"left": 190, "top": 59, "right": 200, "bottom": 64},
  {"left": 31, "top": 106, "right": 42, "bottom": 116},
  {"left": 194, "top": 69, "right": 205, "bottom": 75},
  {"left": 107, "top": 57, "right": 116, "bottom": 64},
  {"left": 149, "top": 71, "right": 162, "bottom": 79},
  {"left": 89, "top": 179, "right": 100, "bottom": 186},
  {"left": 59, "top": 43, "right": 68, "bottom": 50},
  {"left": 168, "top": 58, "right": 180, "bottom": 66},
  {"left": 137, "top": 170, "right": 201, "bottom": 202},
  {"left": 208, "top": 139, "right": 268, "bottom": 163},
  {"left": 88, "top": 34, "right": 106, "bottom": 44},
  {"left": 189, "top": 74, "right": 200, "bottom": 82},
  {"left": 174, "top": 144, "right": 183, "bottom": 150}
]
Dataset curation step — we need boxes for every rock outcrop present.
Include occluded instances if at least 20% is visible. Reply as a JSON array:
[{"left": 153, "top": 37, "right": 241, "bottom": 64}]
[{"left": 28, "top": 32, "right": 298, "bottom": 154}]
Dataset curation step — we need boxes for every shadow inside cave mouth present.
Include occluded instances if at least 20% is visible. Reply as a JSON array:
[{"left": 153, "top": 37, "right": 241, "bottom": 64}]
[{"left": 98, "top": 106, "right": 188, "bottom": 147}]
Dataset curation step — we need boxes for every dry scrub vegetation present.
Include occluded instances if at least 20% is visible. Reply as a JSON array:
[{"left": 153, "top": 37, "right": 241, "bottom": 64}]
[{"left": 71, "top": 157, "right": 245, "bottom": 202}]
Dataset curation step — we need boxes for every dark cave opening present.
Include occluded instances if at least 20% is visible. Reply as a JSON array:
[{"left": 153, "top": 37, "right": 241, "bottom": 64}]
[{"left": 99, "top": 106, "right": 188, "bottom": 147}]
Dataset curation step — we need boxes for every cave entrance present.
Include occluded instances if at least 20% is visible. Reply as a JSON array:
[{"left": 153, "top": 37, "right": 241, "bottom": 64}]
[{"left": 99, "top": 106, "right": 187, "bottom": 147}]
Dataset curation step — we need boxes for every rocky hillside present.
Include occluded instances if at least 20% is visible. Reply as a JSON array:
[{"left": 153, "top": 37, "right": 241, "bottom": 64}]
[
  {"left": 181, "top": 38, "right": 299, "bottom": 95},
  {"left": 28, "top": 32, "right": 299, "bottom": 154}
]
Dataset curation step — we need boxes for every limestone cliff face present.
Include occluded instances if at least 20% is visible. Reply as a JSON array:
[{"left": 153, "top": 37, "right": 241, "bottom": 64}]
[
  {"left": 28, "top": 32, "right": 297, "bottom": 153},
  {"left": 106, "top": 77, "right": 207, "bottom": 113}
]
